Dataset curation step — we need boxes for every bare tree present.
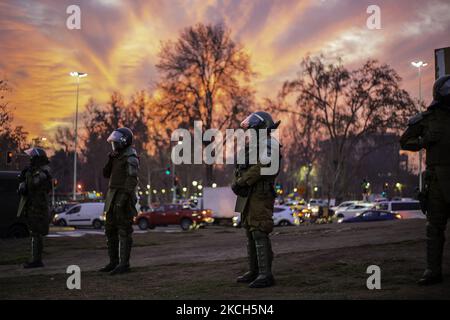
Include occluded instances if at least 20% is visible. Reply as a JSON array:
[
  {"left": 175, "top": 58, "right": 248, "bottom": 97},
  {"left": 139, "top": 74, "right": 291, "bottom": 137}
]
[
  {"left": 281, "top": 55, "right": 417, "bottom": 199},
  {"left": 0, "top": 79, "right": 28, "bottom": 169},
  {"left": 155, "top": 23, "right": 255, "bottom": 185},
  {"left": 54, "top": 127, "right": 74, "bottom": 153}
]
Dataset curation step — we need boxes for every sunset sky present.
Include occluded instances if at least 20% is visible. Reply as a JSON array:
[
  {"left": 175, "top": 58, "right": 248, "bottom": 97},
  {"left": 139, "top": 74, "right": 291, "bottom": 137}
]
[{"left": 0, "top": 0, "right": 449, "bottom": 139}]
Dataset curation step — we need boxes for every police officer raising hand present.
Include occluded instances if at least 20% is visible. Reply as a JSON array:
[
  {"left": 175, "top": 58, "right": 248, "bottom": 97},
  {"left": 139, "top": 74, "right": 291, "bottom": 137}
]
[{"left": 99, "top": 127, "right": 140, "bottom": 275}]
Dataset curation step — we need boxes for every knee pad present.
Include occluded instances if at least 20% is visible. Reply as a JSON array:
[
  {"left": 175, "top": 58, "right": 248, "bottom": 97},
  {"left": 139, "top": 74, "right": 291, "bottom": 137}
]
[
  {"left": 118, "top": 228, "right": 132, "bottom": 239},
  {"left": 251, "top": 230, "right": 268, "bottom": 241}
]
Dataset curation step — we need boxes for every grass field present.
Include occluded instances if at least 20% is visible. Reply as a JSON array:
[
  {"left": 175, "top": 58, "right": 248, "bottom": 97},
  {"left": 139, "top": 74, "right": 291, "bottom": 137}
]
[{"left": 0, "top": 220, "right": 449, "bottom": 299}]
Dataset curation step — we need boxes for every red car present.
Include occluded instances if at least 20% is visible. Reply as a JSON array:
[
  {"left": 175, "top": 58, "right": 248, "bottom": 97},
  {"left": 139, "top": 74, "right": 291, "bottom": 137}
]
[{"left": 134, "top": 204, "right": 214, "bottom": 231}]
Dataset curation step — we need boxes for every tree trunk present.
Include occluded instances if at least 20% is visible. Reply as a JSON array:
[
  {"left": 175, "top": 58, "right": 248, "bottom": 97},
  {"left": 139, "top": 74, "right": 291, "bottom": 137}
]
[{"left": 205, "top": 164, "right": 214, "bottom": 187}]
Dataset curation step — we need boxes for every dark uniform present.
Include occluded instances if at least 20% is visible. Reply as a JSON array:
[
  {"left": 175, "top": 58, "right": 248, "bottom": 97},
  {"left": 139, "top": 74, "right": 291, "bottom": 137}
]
[
  {"left": 17, "top": 148, "right": 52, "bottom": 269},
  {"left": 400, "top": 75, "right": 450, "bottom": 285},
  {"left": 232, "top": 111, "right": 281, "bottom": 288},
  {"left": 99, "top": 127, "right": 139, "bottom": 275}
]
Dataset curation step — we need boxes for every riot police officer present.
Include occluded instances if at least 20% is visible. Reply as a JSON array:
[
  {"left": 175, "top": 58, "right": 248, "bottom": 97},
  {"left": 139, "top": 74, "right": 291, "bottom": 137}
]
[
  {"left": 232, "top": 111, "right": 281, "bottom": 288},
  {"left": 99, "top": 127, "right": 139, "bottom": 275},
  {"left": 17, "top": 147, "right": 52, "bottom": 268},
  {"left": 400, "top": 75, "right": 450, "bottom": 285}
]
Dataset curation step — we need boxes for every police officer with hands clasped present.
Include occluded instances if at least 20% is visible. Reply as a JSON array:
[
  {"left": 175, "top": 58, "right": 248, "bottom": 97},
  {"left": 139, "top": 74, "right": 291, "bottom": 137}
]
[
  {"left": 17, "top": 147, "right": 52, "bottom": 269},
  {"left": 232, "top": 111, "right": 281, "bottom": 288}
]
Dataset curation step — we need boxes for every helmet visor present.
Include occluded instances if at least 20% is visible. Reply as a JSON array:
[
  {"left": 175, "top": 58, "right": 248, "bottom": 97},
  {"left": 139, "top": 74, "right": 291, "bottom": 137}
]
[
  {"left": 107, "top": 130, "right": 124, "bottom": 143},
  {"left": 240, "top": 113, "right": 264, "bottom": 129},
  {"left": 24, "top": 148, "right": 40, "bottom": 157}
]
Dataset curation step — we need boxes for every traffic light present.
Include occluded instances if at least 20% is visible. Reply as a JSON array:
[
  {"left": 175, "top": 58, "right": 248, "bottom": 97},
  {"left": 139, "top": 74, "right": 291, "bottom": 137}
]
[
  {"left": 165, "top": 166, "right": 171, "bottom": 175},
  {"left": 381, "top": 182, "right": 388, "bottom": 198},
  {"left": 361, "top": 179, "right": 370, "bottom": 193},
  {"left": 6, "top": 151, "right": 13, "bottom": 164}
]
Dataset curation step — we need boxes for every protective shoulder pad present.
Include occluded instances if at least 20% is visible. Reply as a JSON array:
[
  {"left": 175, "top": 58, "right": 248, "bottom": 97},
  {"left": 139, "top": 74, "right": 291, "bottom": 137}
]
[
  {"left": 127, "top": 155, "right": 139, "bottom": 177},
  {"left": 127, "top": 155, "right": 139, "bottom": 165},
  {"left": 408, "top": 111, "right": 431, "bottom": 126},
  {"left": 125, "top": 147, "right": 138, "bottom": 157}
]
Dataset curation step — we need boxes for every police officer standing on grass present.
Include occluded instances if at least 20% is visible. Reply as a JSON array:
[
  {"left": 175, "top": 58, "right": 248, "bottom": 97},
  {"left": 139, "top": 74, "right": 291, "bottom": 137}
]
[
  {"left": 400, "top": 75, "right": 450, "bottom": 286},
  {"left": 232, "top": 111, "right": 281, "bottom": 288},
  {"left": 99, "top": 127, "right": 139, "bottom": 275},
  {"left": 17, "top": 147, "right": 52, "bottom": 269}
]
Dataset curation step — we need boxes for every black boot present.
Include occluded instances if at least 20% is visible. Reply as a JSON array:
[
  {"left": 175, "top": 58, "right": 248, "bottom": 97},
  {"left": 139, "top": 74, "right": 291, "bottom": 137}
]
[
  {"left": 24, "top": 235, "right": 44, "bottom": 269},
  {"left": 110, "top": 236, "right": 132, "bottom": 275},
  {"left": 99, "top": 235, "right": 119, "bottom": 272},
  {"left": 237, "top": 230, "right": 258, "bottom": 283},
  {"left": 249, "top": 231, "right": 275, "bottom": 288},
  {"left": 418, "top": 269, "right": 443, "bottom": 286},
  {"left": 418, "top": 222, "right": 445, "bottom": 286}
]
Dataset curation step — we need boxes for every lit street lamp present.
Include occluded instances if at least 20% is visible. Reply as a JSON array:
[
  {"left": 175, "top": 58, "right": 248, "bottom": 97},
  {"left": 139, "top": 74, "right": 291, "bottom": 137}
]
[
  {"left": 70, "top": 71, "right": 88, "bottom": 200},
  {"left": 411, "top": 61, "right": 428, "bottom": 191}
]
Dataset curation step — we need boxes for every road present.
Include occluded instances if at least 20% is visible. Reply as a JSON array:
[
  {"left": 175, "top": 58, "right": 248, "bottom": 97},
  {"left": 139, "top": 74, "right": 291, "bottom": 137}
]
[{"left": 0, "top": 219, "right": 449, "bottom": 299}]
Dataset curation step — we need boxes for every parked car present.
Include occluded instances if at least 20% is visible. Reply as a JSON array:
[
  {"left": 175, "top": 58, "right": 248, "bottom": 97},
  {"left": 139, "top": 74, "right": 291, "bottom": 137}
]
[
  {"left": 232, "top": 205, "right": 295, "bottom": 227},
  {"left": 273, "top": 205, "right": 296, "bottom": 226},
  {"left": 375, "top": 200, "right": 424, "bottom": 219},
  {"left": 338, "top": 210, "right": 402, "bottom": 223},
  {"left": 334, "top": 202, "right": 375, "bottom": 219},
  {"left": 135, "top": 204, "right": 214, "bottom": 231},
  {"left": 0, "top": 171, "right": 29, "bottom": 238},
  {"left": 53, "top": 202, "right": 105, "bottom": 229},
  {"left": 330, "top": 200, "right": 360, "bottom": 213},
  {"left": 308, "top": 199, "right": 328, "bottom": 207}
]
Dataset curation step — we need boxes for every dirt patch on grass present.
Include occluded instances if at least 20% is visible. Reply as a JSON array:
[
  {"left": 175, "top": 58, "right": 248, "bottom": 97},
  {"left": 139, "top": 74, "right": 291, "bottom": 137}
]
[{"left": 0, "top": 220, "right": 448, "bottom": 299}]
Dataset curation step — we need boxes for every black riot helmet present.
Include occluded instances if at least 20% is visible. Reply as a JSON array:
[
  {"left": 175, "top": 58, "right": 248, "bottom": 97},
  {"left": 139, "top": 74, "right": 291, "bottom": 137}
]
[
  {"left": 240, "top": 111, "right": 281, "bottom": 130},
  {"left": 24, "top": 147, "right": 49, "bottom": 167},
  {"left": 107, "top": 127, "right": 133, "bottom": 151},
  {"left": 431, "top": 75, "right": 450, "bottom": 106}
]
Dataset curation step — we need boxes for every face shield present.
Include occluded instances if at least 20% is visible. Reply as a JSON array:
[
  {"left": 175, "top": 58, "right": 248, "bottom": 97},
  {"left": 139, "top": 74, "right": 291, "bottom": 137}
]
[
  {"left": 24, "top": 148, "right": 40, "bottom": 157},
  {"left": 240, "top": 113, "right": 265, "bottom": 129},
  {"left": 24, "top": 148, "right": 48, "bottom": 166},
  {"left": 107, "top": 131, "right": 124, "bottom": 151}
]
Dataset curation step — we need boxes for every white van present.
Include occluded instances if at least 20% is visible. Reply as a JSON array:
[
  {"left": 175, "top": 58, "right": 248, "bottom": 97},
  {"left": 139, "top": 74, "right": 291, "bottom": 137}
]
[
  {"left": 375, "top": 200, "right": 424, "bottom": 219},
  {"left": 53, "top": 202, "right": 105, "bottom": 229}
]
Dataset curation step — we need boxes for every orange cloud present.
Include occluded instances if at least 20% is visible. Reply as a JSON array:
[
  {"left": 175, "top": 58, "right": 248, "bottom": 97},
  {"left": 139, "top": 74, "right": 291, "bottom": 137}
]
[{"left": 0, "top": 0, "right": 448, "bottom": 139}]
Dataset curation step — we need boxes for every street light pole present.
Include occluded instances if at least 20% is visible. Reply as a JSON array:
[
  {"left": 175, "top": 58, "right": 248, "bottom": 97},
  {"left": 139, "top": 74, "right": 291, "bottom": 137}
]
[
  {"left": 411, "top": 61, "right": 428, "bottom": 191},
  {"left": 70, "top": 72, "right": 87, "bottom": 201},
  {"left": 172, "top": 162, "right": 176, "bottom": 204},
  {"left": 73, "top": 77, "right": 79, "bottom": 201}
]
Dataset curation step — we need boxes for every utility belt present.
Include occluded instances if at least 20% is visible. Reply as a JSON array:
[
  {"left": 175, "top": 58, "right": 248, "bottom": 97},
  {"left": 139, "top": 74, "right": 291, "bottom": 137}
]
[{"left": 418, "top": 168, "right": 436, "bottom": 215}]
